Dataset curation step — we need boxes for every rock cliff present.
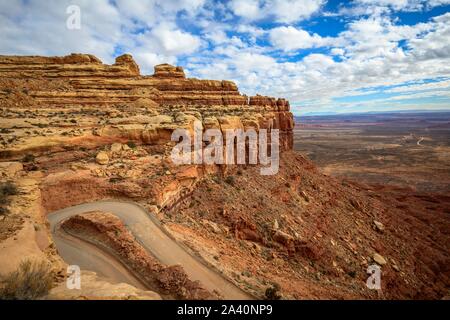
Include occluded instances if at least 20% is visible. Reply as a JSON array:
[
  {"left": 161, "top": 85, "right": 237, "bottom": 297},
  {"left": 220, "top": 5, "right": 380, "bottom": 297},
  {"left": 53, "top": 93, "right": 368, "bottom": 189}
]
[{"left": 0, "top": 53, "right": 294, "bottom": 159}]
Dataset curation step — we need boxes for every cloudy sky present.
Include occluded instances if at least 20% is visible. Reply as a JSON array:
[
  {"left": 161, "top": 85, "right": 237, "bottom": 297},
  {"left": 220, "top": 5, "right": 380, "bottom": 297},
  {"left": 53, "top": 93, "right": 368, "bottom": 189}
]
[{"left": 1, "top": 0, "right": 449, "bottom": 115}]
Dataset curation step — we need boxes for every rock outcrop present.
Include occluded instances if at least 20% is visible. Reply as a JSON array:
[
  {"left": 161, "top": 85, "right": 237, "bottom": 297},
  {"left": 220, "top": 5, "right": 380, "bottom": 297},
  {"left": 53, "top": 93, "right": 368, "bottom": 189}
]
[{"left": 0, "top": 53, "right": 294, "bottom": 159}]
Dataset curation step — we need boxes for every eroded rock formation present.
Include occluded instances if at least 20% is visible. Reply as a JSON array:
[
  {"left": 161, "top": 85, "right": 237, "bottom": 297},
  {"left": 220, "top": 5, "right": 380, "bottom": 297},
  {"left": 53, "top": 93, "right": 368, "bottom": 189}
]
[{"left": 0, "top": 53, "right": 294, "bottom": 159}]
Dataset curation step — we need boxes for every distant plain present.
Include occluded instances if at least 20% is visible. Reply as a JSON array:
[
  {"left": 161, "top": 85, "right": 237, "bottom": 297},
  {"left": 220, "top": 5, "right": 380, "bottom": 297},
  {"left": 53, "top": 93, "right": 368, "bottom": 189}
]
[{"left": 294, "top": 111, "right": 450, "bottom": 193}]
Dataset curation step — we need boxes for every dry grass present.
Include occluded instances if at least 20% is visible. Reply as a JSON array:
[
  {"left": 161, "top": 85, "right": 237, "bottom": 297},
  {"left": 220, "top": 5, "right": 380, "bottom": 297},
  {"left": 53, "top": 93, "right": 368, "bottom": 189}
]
[
  {"left": 0, "top": 181, "right": 18, "bottom": 215},
  {"left": 0, "top": 259, "right": 54, "bottom": 300}
]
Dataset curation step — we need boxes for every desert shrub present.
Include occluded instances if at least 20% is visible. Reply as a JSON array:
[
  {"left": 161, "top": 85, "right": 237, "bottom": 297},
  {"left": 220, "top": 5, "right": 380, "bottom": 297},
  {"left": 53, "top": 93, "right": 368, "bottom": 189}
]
[
  {"left": 0, "top": 181, "right": 18, "bottom": 207},
  {"left": 225, "top": 176, "right": 235, "bottom": 185},
  {"left": 126, "top": 140, "right": 137, "bottom": 149},
  {"left": 22, "top": 153, "right": 35, "bottom": 163},
  {"left": 0, "top": 181, "right": 18, "bottom": 196},
  {"left": 264, "top": 283, "right": 282, "bottom": 300},
  {"left": 109, "top": 177, "right": 124, "bottom": 183},
  {"left": 0, "top": 259, "right": 54, "bottom": 300}
]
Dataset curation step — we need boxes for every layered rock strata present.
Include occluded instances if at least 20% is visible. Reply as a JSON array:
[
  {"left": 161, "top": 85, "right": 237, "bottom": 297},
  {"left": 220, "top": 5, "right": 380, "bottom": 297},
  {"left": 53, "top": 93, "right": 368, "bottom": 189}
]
[{"left": 0, "top": 53, "right": 294, "bottom": 159}]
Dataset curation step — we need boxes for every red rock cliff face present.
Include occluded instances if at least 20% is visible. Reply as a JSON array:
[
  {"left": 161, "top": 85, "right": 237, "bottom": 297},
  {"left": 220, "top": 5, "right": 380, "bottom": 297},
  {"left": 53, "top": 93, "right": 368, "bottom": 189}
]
[{"left": 0, "top": 53, "right": 294, "bottom": 156}]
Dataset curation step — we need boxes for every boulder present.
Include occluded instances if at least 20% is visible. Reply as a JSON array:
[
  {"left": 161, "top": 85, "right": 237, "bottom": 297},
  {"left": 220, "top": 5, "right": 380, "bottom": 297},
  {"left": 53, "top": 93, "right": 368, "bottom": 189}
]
[
  {"left": 373, "top": 253, "right": 387, "bottom": 265},
  {"left": 96, "top": 151, "right": 109, "bottom": 165},
  {"left": 273, "top": 230, "right": 294, "bottom": 247},
  {"left": 374, "top": 220, "right": 385, "bottom": 232},
  {"left": 110, "top": 143, "right": 123, "bottom": 153}
]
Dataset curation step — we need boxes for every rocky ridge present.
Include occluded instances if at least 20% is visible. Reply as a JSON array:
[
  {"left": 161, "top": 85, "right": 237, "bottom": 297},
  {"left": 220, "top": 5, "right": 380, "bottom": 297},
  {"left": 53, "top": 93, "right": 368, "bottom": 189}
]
[{"left": 0, "top": 53, "right": 293, "bottom": 159}]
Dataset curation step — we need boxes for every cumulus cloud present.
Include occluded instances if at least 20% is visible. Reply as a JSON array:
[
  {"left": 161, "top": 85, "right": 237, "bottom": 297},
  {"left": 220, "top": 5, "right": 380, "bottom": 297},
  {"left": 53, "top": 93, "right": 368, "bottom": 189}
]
[
  {"left": 269, "top": 26, "right": 332, "bottom": 50},
  {"left": 147, "top": 23, "right": 201, "bottom": 56},
  {"left": 341, "top": 0, "right": 450, "bottom": 15},
  {"left": 0, "top": 0, "right": 203, "bottom": 69},
  {"left": 228, "top": 0, "right": 325, "bottom": 23},
  {"left": 0, "top": 0, "right": 122, "bottom": 61},
  {"left": 199, "top": 11, "right": 450, "bottom": 113}
]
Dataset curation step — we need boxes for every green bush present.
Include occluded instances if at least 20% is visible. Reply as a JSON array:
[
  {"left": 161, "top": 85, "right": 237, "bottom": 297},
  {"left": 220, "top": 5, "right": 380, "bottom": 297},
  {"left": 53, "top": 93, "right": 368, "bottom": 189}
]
[
  {"left": 264, "top": 283, "right": 282, "bottom": 300},
  {"left": 22, "top": 154, "right": 35, "bottom": 163},
  {"left": 0, "top": 181, "right": 18, "bottom": 207},
  {"left": 0, "top": 181, "right": 18, "bottom": 196},
  {"left": 225, "top": 176, "right": 235, "bottom": 185},
  {"left": 0, "top": 259, "right": 54, "bottom": 300},
  {"left": 126, "top": 140, "right": 137, "bottom": 149}
]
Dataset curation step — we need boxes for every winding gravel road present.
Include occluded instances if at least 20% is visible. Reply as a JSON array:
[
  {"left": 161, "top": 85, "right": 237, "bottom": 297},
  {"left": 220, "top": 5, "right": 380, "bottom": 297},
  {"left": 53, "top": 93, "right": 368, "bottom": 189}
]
[{"left": 48, "top": 200, "right": 252, "bottom": 300}]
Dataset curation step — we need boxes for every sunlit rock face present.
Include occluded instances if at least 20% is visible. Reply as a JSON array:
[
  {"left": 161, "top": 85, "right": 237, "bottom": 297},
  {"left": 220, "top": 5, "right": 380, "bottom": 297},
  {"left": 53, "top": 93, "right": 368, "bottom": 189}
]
[{"left": 0, "top": 53, "right": 294, "bottom": 159}]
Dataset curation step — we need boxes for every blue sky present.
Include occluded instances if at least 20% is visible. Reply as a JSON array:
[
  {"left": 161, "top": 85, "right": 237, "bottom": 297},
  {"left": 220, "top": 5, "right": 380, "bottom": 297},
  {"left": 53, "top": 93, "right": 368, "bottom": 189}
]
[{"left": 1, "top": 0, "right": 450, "bottom": 115}]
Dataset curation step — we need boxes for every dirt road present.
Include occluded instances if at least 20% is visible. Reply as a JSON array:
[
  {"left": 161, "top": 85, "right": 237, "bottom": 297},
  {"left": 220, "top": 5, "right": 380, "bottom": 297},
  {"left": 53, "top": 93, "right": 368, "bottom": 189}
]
[{"left": 48, "top": 200, "right": 252, "bottom": 300}]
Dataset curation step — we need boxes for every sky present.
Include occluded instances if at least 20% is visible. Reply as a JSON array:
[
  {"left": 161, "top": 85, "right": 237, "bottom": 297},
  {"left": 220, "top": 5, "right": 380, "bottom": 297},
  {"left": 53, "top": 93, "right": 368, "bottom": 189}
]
[{"left": 1, "top": 0, "right": 450, "bottom": 115}]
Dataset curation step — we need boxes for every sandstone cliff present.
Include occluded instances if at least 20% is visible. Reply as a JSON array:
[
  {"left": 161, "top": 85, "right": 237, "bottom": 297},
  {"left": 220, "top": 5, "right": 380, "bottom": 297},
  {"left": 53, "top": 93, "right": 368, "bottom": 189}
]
[{"left": 0, "top": 53, "right": 294, "bottom": 159}]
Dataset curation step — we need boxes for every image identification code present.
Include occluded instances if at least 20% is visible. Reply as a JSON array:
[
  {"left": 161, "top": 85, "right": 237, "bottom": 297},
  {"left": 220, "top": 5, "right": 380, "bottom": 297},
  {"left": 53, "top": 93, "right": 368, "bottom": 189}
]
[{"left": 177, "top": 304, "right": 273, "bottom": 318}]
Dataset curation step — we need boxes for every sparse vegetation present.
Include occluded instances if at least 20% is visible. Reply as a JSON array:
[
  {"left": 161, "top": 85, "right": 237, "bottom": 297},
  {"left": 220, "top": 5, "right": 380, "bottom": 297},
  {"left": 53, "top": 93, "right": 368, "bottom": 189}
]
[
  {"left": 0, "top": 128, "right": 12, "bottom": 134},
  {"left": 22, "top": 153, "right": 35, "bottom": 163},
  {"left": 109, "top": 177, "right": 124, "bottom": 183},
  {"left": 0, "top": 259, "right": 54, "bottom": 300},
  {"left": 225, "top": 176, "right": 235, "bottom": 185},
  {"left": 264, "top": 283, "right": 282, "bottom": 300},
  {"left": 0, "top": 181, "right": 18, "bottom": 210},
  {"left": 0, "top": 181, "right": 18, "bottom": 197},
  {"left": 127, "top": 140, "right": 137, "bottom": 149}
]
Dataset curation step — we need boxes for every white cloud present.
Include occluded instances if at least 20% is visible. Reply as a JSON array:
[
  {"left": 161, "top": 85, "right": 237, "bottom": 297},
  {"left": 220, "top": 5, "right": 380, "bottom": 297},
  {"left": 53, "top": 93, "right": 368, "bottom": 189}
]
[
  {"left": 149, "top": 23, "right": 201, "bottom": 56},
  {"left": 342, "top": 0, "right": 450, "bottom": 15},
  {"left": 408, "top": 13, "right": 450, "bottom": 61},
  {"left": 229, "top": 0, "right": 262, "bottom": 20},
  {"left": 331, "top": 48, "right": 346, "bottom": 56},
  {"left": 133, "top": 52, "right": 177, "bottom": 73},
  {"left": 0, "top": 0, "right": 122, "bottom": 62},
  {"left": 196, "top": 11, "right": 450, "bottom": 113},
  {"left": 0, "top": 0, "right": 203, "bottom": 73},
  {"left": 228, "top": 0, "right": 325, "bottom": 23},
  {"left": 385, "top": 79, "right": 450, "bottom": 93},
  {"left": 354, "top": 0, "right": 414, "bottom": 10},
  {"left": 115, "top": 0, "right": 206, "bottom": 24},
  {"left": 269, "top": 26, "right": 331, "bottom": 50},
  {"left": 271, "top": 0, "right": 327, "bottom": 23}
]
